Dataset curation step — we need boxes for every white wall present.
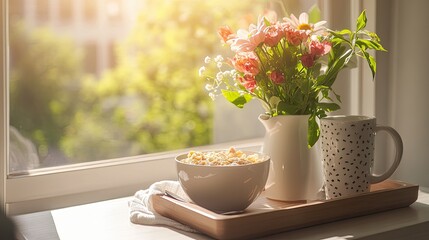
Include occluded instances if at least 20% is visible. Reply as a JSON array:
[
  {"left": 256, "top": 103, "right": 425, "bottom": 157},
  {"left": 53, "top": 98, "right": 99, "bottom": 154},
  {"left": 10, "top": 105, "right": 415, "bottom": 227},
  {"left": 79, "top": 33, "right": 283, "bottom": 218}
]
[{"left": 376, "top": 0, "right": 429, "bottom": 190}]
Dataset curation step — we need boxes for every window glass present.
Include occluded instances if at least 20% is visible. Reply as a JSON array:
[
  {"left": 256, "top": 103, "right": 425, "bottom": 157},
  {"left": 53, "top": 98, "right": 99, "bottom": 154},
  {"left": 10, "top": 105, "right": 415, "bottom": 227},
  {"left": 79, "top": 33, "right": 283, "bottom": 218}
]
[{"left": 8, "top": 0, "right": 316, "bottom": 173}]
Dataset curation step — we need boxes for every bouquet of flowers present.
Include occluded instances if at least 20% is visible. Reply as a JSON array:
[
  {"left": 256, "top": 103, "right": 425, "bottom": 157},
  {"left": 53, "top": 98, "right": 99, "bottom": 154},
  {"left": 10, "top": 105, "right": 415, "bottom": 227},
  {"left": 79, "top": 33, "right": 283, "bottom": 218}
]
[{"left": 199, "top": 9, "right": 385, "bottom": 147}]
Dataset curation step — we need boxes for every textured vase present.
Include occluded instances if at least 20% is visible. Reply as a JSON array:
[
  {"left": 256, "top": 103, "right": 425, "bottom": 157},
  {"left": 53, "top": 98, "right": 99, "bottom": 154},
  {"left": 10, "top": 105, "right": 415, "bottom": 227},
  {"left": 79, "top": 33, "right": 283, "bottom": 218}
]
[{"left": 259, "top": 114, "right": 324, "bottom": 201}]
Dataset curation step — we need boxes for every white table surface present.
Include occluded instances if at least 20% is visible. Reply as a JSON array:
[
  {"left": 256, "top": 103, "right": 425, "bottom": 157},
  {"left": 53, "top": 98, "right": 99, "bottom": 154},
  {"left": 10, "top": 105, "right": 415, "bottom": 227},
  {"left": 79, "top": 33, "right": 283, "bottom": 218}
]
[{"left": 46, "top": 188, "right": 429, "bottom": 240}]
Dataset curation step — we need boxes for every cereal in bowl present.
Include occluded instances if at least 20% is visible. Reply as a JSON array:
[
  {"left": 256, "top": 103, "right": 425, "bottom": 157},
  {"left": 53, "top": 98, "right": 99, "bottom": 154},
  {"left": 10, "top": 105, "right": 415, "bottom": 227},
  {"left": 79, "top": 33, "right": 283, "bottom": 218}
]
[{"left": 180, "top": 147, "right": 263, "bottom": 166}]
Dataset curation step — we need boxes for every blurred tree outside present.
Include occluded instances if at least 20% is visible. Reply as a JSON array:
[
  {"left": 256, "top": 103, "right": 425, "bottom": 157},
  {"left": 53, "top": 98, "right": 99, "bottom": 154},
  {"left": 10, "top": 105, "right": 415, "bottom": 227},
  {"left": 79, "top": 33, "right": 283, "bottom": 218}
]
[
  {"left": 9, "top": 22, "right": 82, "bottom": 166},
  {"left": 10, "top": 0, "right": 267, "bottom": 166}
]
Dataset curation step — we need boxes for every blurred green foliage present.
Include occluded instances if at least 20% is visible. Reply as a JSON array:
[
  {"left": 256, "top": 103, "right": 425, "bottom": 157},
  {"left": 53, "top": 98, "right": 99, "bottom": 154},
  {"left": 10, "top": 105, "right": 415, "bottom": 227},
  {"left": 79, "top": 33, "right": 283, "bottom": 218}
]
[
  {"left": 10, "top": 0, "right": 267, "bottom": 164},
  {"left": 9, "top": 22, "right": 81, "bottom": 159}
]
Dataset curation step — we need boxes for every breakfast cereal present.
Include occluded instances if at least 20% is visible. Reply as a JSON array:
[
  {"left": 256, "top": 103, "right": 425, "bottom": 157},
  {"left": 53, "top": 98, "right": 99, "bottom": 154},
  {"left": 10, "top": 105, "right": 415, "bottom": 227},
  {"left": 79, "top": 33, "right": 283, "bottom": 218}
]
[{"left": 180, "top": 147, "right": 263, "bottom": 166}]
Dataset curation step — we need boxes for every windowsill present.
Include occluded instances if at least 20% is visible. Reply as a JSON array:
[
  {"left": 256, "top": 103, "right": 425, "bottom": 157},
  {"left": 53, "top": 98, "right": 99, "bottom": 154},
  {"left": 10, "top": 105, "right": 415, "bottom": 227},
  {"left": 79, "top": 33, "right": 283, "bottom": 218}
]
[{"left": 13, "top": 187, "right": 429, "bottom": 239}]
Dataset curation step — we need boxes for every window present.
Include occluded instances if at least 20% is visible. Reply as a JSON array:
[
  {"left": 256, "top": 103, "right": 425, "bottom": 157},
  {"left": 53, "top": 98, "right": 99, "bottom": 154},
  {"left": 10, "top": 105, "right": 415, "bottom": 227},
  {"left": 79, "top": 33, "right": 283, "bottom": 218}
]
[{"left": 2, "top": 0, "right": 385, "bottom": 215}]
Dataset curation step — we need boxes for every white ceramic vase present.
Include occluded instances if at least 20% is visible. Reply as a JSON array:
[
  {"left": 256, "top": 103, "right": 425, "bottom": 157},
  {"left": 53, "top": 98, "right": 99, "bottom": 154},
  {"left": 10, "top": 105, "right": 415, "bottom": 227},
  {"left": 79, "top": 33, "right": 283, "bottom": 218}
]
[{"left": 259, "top": 114, "right": 324, "bottom": 201}]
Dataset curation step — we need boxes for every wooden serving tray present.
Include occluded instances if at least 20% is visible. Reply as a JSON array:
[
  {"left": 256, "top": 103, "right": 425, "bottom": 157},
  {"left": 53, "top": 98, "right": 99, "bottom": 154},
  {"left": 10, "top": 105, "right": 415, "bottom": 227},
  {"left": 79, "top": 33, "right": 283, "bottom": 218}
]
[{"left": 153, "top": 180, "right": 418, "bottom": 240}]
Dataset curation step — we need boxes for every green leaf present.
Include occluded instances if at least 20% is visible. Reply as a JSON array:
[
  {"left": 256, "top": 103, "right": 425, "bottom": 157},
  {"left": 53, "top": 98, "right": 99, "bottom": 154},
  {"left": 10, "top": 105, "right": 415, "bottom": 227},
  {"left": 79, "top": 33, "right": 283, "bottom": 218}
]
[
  {"left": 319, "top": 88, "right": 333, "bottom": 101},
  {"left": 362, "top": 51, "right": 377, "bottom": 79},
  {"left": 330, "top": 37, "right": 345, "bottom": 46},
  {"left": 313, "top": 85, "right": 329, "bottom": 91},
  {"left": 333, "top": 89, "right": 342, "bottom": 103},
  {"left": 329, "top": 30, "right": 349, "bottom": 42},
  {"left": 268, "top": 96, "right": 281, "bottom": 108},
  {"left": 368, "top": 32, "right": 382, "bottom": 42},
  {"left": 264, "top": 17, "right": 271, "bottom": 26},
  {"left": 318, "top": 102, "right": 340, "bottom": 112},
  {"left": 221, "top": 90, "right": 252, "bottom": 108},
  {"left": 307, "top": 115, "right": 320, "bottom": 148},
  {"left": 277, "top": 101, "right": 300, "bottom": 115},
  {"left": 328, "top": 43, "right": 347, "bottom": 67},
  {"left": 308, "top": 4, "right": 321, "bottom": 23},
  {"left": 322, "top": 48, "right": 353, "bottom": 87},
  {"left": 356, "top": 39, "right": 386, "bottom": 51},
  {"left": 357, "top": 10, "right": 367, "bottom": 31},
  {"left": 338, "top": 29, "right": 352, "bottom": 36},
  {"left": 316, "top": 109, "right": 328, "bottom": 119}
]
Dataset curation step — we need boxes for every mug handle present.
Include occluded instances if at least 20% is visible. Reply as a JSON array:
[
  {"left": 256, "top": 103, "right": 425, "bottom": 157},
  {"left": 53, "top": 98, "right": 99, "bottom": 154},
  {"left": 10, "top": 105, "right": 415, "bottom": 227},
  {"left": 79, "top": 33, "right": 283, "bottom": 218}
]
[{"left": 370, "top": 126, "right": 403, "bottom": 183}]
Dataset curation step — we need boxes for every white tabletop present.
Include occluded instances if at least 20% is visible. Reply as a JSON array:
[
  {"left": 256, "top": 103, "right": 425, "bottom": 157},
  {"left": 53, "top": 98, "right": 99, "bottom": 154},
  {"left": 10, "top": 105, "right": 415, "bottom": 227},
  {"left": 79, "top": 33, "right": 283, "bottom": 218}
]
[{"left": 47, "top": 189, "right": 429, "bottom": 240}]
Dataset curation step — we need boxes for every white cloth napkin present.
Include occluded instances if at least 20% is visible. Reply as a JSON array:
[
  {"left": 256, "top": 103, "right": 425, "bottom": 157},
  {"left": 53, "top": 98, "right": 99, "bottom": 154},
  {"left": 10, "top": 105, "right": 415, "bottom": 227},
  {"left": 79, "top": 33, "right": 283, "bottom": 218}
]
[{"left": 128, "top": 180, "right": 197, "bottom": 232}]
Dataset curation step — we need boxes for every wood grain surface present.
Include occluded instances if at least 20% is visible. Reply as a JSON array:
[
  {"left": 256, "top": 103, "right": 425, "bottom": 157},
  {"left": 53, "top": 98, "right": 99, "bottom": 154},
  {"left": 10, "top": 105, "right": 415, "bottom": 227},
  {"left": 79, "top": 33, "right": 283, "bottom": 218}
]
[{"left": 153, "top": 180, "right": 419, "bottom": 240}]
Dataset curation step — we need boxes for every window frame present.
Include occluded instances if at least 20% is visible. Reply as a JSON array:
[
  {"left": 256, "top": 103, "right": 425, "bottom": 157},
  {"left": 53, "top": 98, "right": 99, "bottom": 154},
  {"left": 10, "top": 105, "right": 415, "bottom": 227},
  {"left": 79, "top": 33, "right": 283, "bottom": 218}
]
[
  {"left": 1, "top": 0, "right": 7, "bottom": 212},
  {"left": 1, "top": 0, "right": 375, "bottom": 215}
]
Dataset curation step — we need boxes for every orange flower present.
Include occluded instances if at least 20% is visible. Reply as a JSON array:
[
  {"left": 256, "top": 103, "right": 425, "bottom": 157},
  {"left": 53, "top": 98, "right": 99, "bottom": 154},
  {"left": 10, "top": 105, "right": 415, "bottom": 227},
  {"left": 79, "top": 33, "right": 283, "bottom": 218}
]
[
  {"left": 301, "top": 53, "right": 315, "bottom": 68},
  {"left": 309, "top": 40, "right": 331, "bottom": 57},
  {"left": 269, "top": 71, "right": 285, "bottom": 84},
  {"left": 284, "top": 26, "right": 308, "bottom": 46},
  {"left": 217, "top": 26, "right": 234, "bottom": 43},
  {"left": 264, "top": 25, "right": 282, "bottom": 47},
  {"left": 232, "top": 52, "right": 260, "bottom": 76},
  {"left": 237, "top": 74, "right": 257, "bottom": 92}
]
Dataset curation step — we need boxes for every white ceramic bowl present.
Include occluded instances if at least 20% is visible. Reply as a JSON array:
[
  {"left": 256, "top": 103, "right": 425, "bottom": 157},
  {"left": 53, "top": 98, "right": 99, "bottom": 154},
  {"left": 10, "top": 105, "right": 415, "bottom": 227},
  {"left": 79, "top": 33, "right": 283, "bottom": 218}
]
[{"left": 175, "top": 150, "right": 270, "bottom": 213}]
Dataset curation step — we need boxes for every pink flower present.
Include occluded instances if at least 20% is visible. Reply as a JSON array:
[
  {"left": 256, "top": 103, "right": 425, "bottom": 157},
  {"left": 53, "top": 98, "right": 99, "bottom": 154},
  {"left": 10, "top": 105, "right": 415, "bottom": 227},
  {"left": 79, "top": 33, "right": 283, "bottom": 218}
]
[
  {"left": 284, "top": 26, "right": 308, "bottom": 46},
  {"left": 229, "top": 16, "right": 266, "bottom": 52},
  {"left": 229, "top": 35, "right": 264, "bottom": 52},
  {"left": 270, "top": 71, "right": 285, "bottom": 84},
  {"left": 232, "top": 52, "right": 260, "bottom": 76},
  {"left": 237, "top": 74, "right": 257, "bottom": 92},
  {"left": 217, "top": 26, "right": 235, "bottom": 44},
  {"left": 264, "top": 25, "right": 282, "bottom": 47},
  {"left": 309, "top": 40, "right": 331, "bottom": 57},
  {"left": 301, "top": 53, "right": 315, "bottom": 68}
]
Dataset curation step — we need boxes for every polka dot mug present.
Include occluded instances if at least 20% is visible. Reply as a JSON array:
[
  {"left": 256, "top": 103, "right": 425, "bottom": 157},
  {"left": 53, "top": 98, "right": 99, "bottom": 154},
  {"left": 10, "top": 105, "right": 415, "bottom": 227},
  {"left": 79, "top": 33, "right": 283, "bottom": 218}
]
[{"left": 320, "top": 116, "right": 403, "bottom": 199}]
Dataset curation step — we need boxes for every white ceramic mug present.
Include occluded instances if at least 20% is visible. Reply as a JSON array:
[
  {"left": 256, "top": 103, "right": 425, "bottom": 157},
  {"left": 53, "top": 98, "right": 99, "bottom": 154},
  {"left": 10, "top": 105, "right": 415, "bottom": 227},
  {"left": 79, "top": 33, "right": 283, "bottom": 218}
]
[{"left": 320, "top": 116, "right": 403, "bottom": 199}]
